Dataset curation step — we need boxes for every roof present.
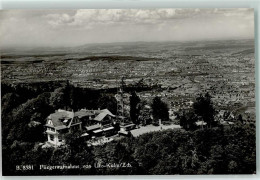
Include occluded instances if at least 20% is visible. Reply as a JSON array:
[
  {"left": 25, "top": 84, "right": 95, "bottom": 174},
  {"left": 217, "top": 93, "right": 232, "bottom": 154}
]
[
  {"left": 103, "top": 127, "right": 114, "bottom": 131},
  {"left": 56, "top": 125, "right": 67, "bottom": 130},
  {"left": 45, "top": 130, "right": 57, "bottom": 135},
  {"left": 119, "top": 131, "right": 129, "bottom": 135},
  {"left": 220, "top": 120, "right": 235, "bottom": 125},
  {"left": 44, "top": 123, "right": 54, "bottom": 128},
  {"left": 94, "top": 109, "right": 115, "bottom": 121},
  {"left": 85, "top": 124, "right": 101, "bottom": 131},
  {"left": 121, "top": 123, "right": 135, "bottom": 128},
  {"left": 74, "top": 109, "right": 95, "bottom": 118},
  {"left": 81, "top": 133, "right": 89, "bottom": 137},
  {"left": 93, "top": 129, "right": 103, "bottom": 133},
  {"left": 195, "top": 121, "right": 207, "bottom": 126},
  {"left": 47, "top": 110, "right": 74, "bottom": 129},
  {"left": 117, "top": 116, "right": 127, "bottom": 119},
  {"left": 144, "top": 105, "right": 151, "bottom": 109}
]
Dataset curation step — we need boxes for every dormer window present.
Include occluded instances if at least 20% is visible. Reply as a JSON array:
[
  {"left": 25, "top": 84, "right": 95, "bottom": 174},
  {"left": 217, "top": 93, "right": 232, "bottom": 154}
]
[{"left": 62, "top": 118, "right": 71, "bottom": 126}]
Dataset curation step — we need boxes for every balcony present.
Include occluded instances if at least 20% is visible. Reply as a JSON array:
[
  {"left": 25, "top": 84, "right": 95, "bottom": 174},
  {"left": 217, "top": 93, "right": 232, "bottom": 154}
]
[{"left": 45, "top": 130, "right": 57, "bottom": 135}]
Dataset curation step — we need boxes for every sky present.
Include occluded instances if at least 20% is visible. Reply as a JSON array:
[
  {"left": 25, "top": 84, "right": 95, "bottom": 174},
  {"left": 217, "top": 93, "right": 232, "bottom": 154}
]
[{"left": 0, "top": 8, "right": 255, "bottom": 48}]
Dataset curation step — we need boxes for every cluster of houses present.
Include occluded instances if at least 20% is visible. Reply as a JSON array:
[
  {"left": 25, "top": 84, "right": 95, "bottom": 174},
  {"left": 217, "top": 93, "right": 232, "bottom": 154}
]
[
  {"left": 44, "top": 108, "right": 135, "bottom": 147},
  {"left": 44, "top": 106, "right": 239, "bottom": 147}
]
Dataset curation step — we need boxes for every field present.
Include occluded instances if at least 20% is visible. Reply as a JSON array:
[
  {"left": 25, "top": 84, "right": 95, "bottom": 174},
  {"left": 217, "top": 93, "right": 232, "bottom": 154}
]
[{"left": 1, "top": 39, "right": 255, "bottom": 120}]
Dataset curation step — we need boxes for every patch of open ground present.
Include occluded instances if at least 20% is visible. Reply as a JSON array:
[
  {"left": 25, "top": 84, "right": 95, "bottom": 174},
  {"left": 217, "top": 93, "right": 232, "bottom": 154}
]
[{"left": 131, "top": 124, "right": 181, "bottom": 137}]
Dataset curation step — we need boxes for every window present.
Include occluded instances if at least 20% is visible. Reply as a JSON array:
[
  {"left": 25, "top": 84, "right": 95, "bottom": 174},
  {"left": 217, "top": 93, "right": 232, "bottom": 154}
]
[
  {"left": 50, "top": 135, "right": 54, "bottom": 141},
  {"left": 58, "top": 136, "right": 62, "bottom": 142},
  {"left": 47, "top": 127, "right": 55, "bottom": 132}
]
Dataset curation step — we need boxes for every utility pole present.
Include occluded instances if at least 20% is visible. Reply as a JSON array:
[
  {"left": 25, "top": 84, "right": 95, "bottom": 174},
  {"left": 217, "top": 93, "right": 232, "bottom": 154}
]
[{"left": 116, "top": 77, "right": 125, "bottom": 123}]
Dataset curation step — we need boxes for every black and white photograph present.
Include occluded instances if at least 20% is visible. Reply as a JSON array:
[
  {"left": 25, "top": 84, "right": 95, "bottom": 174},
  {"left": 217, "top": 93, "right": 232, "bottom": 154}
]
[{"left": 0, "top": 8, "right": 256, "bottom": 175}]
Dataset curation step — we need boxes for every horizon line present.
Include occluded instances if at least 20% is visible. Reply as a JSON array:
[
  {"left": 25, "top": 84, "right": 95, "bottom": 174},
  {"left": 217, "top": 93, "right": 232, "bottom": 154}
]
[{"left": 1, "top": 38, "right": 255, "bottom": 50}]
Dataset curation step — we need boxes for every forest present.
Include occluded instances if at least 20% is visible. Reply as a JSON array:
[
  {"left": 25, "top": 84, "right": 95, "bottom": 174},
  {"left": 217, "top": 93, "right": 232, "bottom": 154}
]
[{"left": 1, "top": 81, "right": 256, "bottom": 175}]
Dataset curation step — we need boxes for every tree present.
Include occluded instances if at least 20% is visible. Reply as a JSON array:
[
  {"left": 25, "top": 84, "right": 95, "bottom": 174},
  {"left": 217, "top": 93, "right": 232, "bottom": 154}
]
[
  {"left": 49, "top": 81, "right": 75, "bottom": 110},
  {"left": 138, "top": 100, "right": 152, "bottom": 125},
  {"left": 130, "top": 91, "right": 141, "bottom": 124},
  {"left": 151, "top": 97, "right": 169, "bottom": 122},
  {"left": 178, "top": 110, "right": 198, "bottom": 130},
  {"left": 97, "top": 93, "right": 117, "bottom": 114},
  {"left": 64, "top": 130, "right": 84, "bottom": 153},
  {"left": 49, "top": 87, "right": 67, "bottom": 109},
  {"left": 4, "top": 92, "right": 53, "bottom": 143},
  {"left": 237, "top": 114, "right": 243, "bottom": 124},
  {"left": 1, "top": 93, "right": 20, "bottom": 115},
  {"left": 193, "top": 93, "right": 215, "bottom": 128}
]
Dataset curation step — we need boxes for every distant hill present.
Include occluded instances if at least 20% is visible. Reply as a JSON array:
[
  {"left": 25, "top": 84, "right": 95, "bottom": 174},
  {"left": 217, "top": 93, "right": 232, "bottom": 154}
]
[{"left": 1, "top": 39, "right": 254, "bottom": 57}]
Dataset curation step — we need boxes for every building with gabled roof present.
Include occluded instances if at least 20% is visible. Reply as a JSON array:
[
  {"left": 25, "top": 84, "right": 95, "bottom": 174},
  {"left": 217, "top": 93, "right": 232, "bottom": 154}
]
[
  {"left": 93, "top": 109, "right": 115, "bottom": 124},
  {"left": 44, "top": 109, "right": 82, "bottom": 146},
  {"left": 44, "top": 108, "right": 116, "bottom": 146}
]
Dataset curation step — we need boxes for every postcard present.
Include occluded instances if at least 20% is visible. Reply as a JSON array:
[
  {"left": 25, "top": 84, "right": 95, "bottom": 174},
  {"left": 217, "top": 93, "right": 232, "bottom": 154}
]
[{"left": 0, "top": 8, "right": 256, "bottom": 175}]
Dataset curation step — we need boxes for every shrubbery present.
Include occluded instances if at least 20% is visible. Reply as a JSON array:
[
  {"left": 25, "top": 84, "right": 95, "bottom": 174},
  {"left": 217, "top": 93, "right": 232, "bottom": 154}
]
[{"left": 1, "top": 82, "right": 256, "bottom": 175}]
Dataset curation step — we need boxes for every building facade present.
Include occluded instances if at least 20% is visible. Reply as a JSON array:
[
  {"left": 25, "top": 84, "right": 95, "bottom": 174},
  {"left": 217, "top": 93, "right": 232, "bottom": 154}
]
[{"left": 44, "top": 108, "right": 116, "bottom": 146}]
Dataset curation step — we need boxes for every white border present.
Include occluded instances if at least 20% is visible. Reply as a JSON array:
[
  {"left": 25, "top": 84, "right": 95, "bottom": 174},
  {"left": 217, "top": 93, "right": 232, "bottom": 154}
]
[{"left": 0, "top": 0, "right": 259, "bottom": 180}]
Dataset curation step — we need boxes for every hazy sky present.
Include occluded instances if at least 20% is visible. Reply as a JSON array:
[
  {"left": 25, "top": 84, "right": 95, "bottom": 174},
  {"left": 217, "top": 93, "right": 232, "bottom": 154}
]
[{"left": 0, "top": 8, "right": 254, "bottom": 48}]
